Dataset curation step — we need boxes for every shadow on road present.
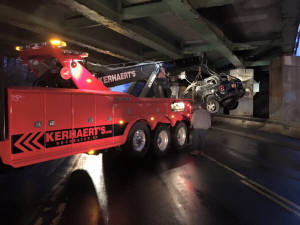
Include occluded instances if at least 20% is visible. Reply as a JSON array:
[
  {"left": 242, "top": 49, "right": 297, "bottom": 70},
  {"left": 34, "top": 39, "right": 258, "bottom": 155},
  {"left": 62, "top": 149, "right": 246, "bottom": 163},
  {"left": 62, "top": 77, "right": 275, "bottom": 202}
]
[{"left": 58, "top": 169, "right": 104, "bottom": 225}]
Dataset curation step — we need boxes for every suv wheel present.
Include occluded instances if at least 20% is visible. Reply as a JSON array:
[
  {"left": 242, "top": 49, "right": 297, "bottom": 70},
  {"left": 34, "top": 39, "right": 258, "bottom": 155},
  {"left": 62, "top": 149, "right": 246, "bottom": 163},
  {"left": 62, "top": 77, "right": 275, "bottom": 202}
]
[{"left": 206, "top": 95, "right": 220, "bottom": 113}]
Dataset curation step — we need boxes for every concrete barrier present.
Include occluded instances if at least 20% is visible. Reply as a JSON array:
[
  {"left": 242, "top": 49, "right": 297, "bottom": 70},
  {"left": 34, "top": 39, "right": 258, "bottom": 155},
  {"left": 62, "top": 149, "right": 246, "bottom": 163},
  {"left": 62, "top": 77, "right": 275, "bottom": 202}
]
[{"left": 213, "top": 115, "right": 300, "bottom": 139}]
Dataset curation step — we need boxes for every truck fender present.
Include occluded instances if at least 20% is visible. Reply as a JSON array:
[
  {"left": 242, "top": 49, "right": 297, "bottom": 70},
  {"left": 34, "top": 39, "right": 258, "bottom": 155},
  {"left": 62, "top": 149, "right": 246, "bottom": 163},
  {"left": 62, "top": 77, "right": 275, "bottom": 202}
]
[{"left": 149, "top": 115, "right": 171, "bottom": 130}]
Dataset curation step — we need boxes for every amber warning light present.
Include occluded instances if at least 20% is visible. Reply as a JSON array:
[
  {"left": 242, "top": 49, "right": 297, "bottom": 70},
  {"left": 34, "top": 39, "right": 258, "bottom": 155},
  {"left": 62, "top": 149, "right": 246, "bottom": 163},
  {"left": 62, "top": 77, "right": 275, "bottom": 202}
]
[
  {"left": 87, "top": 150, "right": 95, "bottom": 155},
  {"left": 49, "top": 39, "right": 67, "bottom": 48}
]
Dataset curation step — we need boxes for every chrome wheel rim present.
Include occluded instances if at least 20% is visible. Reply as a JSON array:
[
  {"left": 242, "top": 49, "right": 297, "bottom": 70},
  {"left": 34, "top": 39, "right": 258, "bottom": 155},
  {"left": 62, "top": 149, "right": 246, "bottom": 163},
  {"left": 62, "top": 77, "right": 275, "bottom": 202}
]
[
  {"left": 133, "top": 130, "right": 146, "bottom": 152},
  {"left": 177, "top": 127, "right": 187, "bottom": 146},
  {"left": 157, "top": 130, "right": 169, "bottom": 151},
  {"left": 207, "top": 101, "right": 216, "bottom": 112}
]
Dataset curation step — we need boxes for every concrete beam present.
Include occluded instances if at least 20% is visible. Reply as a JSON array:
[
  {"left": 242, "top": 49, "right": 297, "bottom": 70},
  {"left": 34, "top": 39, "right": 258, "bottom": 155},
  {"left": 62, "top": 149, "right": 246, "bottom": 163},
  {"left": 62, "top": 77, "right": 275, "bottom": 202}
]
[
  {"left": 215, "top": 58, "right": 231, "bottom": 68},
  {"left": 122, "top": 2, "right": 170, "bottom": 20},
  {"left": 55, "top": 0, "right": 182, "bottom": 59},
  {"left": 0, "top": 4, "right": 138, "bottom": 61},
  {"left": 245, "top": 60, "right": 270, "bottom": 67},
  {"left": 0, "top": 33, "right": 34, "bottom": 46},
  {"left": 164, "top": 0, "right": 243, "bottom": 67},
  {"left": 183, "top": 44, "right": 218, "bottom": 54},
  {"left": 231, "top": 41, "right": 273, "bottom": 51},
  {"left": 189, "top": 0, "right": 237, "bottom": 9}
]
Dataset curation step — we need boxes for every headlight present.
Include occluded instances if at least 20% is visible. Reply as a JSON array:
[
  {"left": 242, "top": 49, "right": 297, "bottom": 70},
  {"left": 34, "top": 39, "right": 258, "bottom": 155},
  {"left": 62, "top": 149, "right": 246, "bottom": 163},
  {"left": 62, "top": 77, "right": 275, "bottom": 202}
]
[{"left": 171, "top": 102, "right": 185, "bottom": 112}]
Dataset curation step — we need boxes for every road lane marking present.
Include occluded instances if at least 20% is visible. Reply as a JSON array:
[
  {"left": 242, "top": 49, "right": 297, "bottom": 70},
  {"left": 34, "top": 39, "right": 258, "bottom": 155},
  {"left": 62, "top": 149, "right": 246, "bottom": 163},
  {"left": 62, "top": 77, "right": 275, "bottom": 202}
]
[
  {"left": 246, "top": 178, "right": 300, "bottom": 211},
  {"left": 241, "top": 179, "right": 300, "bottom": 217},
  {"left": 201, "top": 152, "right": 300, "bottom": 217},
  {"left": 202, "top": 153, "right": 246, "bottom": 179}
]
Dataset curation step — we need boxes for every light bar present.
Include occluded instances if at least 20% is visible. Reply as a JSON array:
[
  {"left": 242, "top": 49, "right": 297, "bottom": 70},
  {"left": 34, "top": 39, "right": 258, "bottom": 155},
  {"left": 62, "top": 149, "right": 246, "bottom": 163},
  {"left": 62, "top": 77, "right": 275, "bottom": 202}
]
[
  {"left": 15, "top": 39, "right": 69, "bottom": 52},
  {"left": 171, "top": 102, "right": 185, "bottom": 112},
  {"left": 50, "top": 39, "right": 67, "bottom": 47},
  {"left": 14, "top": 42, "right": 46, "bottom": 51}
]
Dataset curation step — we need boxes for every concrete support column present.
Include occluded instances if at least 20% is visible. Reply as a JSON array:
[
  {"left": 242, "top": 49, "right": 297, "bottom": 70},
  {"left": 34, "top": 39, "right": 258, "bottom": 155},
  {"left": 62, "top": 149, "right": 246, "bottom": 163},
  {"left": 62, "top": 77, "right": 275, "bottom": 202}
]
[
  {"left": 269, "top": 56, "right": 300, "bottom": 127},
  {"left": 229, "top": 69, "right": 254, "bottom": 116}
]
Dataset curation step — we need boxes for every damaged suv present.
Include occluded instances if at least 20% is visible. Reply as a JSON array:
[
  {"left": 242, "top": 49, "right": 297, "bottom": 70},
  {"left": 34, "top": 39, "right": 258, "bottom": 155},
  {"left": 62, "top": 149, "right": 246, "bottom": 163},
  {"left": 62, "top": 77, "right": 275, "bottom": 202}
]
[{"left": 183, "top": 74, "right": 245, "bottom": 113}]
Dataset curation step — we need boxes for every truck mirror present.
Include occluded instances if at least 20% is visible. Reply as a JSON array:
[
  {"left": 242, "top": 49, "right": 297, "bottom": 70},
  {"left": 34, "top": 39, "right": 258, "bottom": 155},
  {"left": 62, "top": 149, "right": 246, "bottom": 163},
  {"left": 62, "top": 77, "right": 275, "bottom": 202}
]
[{"left": 60, "top": 66, "right": 72, "bottom": 80}]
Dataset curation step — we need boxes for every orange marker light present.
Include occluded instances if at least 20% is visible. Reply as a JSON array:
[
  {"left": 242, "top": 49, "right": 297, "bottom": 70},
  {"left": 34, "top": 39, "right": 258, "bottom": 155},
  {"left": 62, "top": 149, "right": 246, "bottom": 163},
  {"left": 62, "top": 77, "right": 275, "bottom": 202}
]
[
  {"left": 119, "top": 120, "right": 124, "bottom": 125},
  {"left": 15, "top": 46, "right": 21, "bottom": 51},
  {"left": 88, "top": 150, "right": 95, "bottom": 155},
  {"left": 150, "top": 117, "right": 155, "bottom": 121},
  {"left": 86, "top": 78, "right": 92, "bottom": 84}
]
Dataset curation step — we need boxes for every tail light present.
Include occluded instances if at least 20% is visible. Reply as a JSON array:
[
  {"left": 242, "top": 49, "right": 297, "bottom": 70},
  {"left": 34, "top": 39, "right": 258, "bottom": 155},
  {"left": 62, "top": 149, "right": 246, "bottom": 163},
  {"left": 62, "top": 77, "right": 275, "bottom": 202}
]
[
  {"left": 219, "top": 84, "right": 225, "bottom": 92},
  {"left": 186, "top": 102, "right": 192, "bottom": 113}
]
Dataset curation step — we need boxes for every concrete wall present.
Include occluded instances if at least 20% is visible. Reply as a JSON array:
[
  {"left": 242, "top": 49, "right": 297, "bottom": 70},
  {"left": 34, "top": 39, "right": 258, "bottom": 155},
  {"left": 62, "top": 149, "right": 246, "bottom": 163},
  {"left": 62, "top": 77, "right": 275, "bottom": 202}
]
[
  {"left": 230, "top": 69, "right": 254, "bottom": 116},
  {"left": 269, "top": 56, "right": 300, "bottom": 128}
]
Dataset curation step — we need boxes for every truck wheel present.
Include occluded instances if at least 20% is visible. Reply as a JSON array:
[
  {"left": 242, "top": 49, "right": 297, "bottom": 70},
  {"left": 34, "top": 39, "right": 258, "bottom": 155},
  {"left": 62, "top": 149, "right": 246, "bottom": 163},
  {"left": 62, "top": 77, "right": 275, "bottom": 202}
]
[
  {"left": 126, "top": 122, "right": 150, "bottom": 158},
  {"left": 152, "top": 125, "right": 171, "bottom": 157},
  {"left": 172, "top": 122, "right": 188, "bottom": 151},
  {"left": 206, "top": 95, "right": 220, "bottom": 113}
]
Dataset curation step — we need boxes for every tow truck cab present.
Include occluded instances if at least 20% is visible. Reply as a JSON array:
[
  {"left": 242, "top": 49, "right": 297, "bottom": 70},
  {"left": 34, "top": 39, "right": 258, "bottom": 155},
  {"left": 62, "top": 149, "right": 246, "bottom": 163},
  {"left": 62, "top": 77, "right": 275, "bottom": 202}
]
[{"left": 0, "top": 40, "right": 192, "bottom": 168}]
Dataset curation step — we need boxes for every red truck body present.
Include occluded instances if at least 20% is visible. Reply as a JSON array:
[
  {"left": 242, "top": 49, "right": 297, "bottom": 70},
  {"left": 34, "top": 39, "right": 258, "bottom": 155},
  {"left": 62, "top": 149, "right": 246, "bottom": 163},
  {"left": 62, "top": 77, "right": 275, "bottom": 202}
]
[{"left": 0, "top": 41, "right": 191, "bottom": 167}]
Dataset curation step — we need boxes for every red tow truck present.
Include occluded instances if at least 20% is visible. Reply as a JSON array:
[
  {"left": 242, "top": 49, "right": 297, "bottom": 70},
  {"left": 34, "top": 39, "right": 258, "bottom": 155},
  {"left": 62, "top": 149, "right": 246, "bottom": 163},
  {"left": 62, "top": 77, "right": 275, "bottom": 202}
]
[{"left": 0, "top": 40, "right": 192, "bottom": 168}]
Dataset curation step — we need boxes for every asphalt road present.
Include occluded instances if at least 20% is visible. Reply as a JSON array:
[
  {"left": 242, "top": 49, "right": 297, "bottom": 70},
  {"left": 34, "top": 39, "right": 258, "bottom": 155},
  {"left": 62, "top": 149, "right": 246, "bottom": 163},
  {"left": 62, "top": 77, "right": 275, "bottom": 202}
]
[{"left": 0, "top": 126, "right": 300, "bottom": 225}]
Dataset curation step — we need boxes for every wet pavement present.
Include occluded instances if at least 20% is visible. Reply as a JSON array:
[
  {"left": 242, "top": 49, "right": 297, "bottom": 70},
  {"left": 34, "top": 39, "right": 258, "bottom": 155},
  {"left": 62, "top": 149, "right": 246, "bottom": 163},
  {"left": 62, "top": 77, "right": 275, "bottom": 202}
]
[{"left": 0, "top": 125, "right": 300, "bottom": 225}]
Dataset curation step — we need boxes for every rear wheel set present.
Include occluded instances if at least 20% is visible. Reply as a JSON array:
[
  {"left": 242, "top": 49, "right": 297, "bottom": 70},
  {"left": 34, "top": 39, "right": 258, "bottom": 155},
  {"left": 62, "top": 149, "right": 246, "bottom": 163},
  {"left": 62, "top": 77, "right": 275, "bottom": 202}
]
[{"left": 125, "top": 121, "right": 189, "bottom": 158}]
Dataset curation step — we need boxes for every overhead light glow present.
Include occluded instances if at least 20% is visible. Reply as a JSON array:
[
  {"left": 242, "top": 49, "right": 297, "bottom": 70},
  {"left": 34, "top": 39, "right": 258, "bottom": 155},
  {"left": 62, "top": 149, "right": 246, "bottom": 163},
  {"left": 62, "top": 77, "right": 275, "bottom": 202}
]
[
  {"left": 150, "top": 117, "right": 155, "bottom": 121},
  {"left": 119, "top": 120, "right": 124, "bottom": 125},
  {"left": 86, "top": 78, "right": 92, "bottom": 84}
]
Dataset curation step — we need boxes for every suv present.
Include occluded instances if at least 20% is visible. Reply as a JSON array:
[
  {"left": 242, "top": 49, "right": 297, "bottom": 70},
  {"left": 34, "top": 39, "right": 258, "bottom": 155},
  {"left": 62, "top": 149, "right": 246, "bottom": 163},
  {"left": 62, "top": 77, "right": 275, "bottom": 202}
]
[{"left": 184, "top": 74, "right": 245, "bottom": 113}]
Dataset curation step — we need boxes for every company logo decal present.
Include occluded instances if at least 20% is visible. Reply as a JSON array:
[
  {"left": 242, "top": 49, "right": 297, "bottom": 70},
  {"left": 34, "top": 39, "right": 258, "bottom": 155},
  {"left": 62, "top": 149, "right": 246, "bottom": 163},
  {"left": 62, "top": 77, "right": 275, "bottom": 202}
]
[
  {"left": 98, "top": 70, "right": 136, "bottom": 84},
  {"left": 11, "top": 124, "right": 127, "bottom": 154}
]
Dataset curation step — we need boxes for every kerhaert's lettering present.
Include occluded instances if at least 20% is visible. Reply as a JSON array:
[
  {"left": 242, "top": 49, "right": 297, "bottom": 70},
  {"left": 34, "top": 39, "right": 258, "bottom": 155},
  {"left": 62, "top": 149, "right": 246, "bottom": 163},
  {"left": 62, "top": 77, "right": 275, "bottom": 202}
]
[
  {"left": 98, "top": 70, "right": 136, "bottom": 84},
  {"left": 46, "top": 126, "right": 109, "bottom": 142}
]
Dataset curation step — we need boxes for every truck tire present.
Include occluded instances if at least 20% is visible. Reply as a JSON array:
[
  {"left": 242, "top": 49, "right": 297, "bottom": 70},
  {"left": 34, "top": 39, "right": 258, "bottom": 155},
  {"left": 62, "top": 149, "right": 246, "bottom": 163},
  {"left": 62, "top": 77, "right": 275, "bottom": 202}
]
[
  {"left": 172, "top": 122, "right": 188, "bottom": 151},
  {"left": 152, "top": 125, "right": 171, "bottom": 157},
  {"left": 125, "top": 122, "right": 150, "bottom": 158}
]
